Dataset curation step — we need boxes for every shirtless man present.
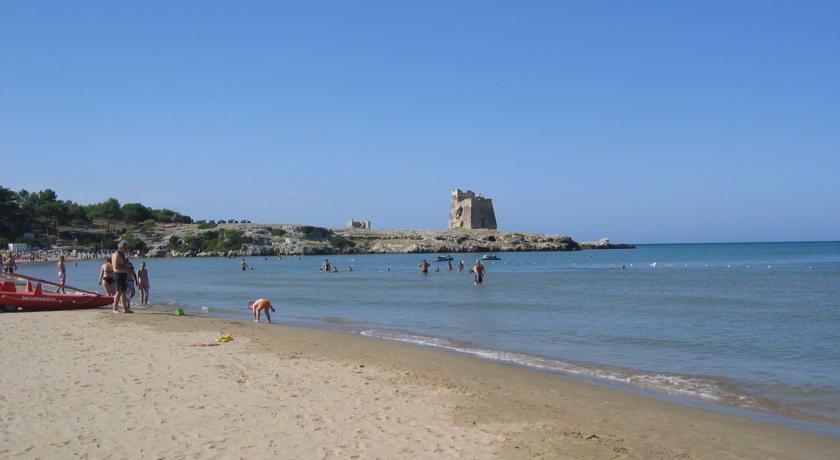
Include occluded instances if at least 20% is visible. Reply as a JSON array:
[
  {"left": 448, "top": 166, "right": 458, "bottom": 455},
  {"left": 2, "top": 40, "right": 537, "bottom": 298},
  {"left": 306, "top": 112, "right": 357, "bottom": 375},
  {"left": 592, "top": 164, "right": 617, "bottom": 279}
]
[
  {"left": 457, "top": 260, "right": 465, "bottom": 272},
  {"left": 56, "top": 255, "right": 66, "bottom": 293},
  {"left": 447, "top": 260, "right": 453, "bottom": 271},
  {"left": 4, "top": 253, "right": 16, "bottom": 273},
  {"left": 320, "top": 259, "right": 331, "bottom": 272},
  {"left": 419, "top": 259, "right": 430, "bottom": 274},
  {"left": 99, "top": 257, "right": 116, "bottom": 295},
  {"left": 471, "top": 260, "right": 486, "bottom": 285},
  {"left": 111, "top": 241, "right": 133, "bottom": 313},
  {"left": 248, "top": 298, "right": 275, "bottom": 323},
  {"left": 137, "top": 262, "right": 150, "bottom": 305}
]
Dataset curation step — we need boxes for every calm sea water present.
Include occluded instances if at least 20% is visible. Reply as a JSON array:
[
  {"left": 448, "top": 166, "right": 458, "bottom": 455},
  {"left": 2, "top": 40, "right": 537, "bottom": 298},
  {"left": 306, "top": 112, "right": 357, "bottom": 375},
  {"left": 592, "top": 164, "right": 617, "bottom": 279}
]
[{"left": 23, "top": 242, "right": 840, "bottom": 436}]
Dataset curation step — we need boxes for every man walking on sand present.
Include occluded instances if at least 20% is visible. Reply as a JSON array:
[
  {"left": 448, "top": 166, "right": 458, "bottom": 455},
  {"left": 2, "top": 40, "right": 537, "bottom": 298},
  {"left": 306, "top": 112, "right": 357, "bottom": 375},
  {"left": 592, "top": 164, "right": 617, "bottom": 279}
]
[{"left": 111, "top": 241, "right": 133, "bottom": 313}]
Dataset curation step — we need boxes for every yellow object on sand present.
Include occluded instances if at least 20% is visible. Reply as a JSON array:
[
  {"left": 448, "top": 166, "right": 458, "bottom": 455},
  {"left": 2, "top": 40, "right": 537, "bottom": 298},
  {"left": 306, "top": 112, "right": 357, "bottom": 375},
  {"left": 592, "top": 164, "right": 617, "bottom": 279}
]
[{"left": 215, "top": 334, "right": 233, "bottom": 343}]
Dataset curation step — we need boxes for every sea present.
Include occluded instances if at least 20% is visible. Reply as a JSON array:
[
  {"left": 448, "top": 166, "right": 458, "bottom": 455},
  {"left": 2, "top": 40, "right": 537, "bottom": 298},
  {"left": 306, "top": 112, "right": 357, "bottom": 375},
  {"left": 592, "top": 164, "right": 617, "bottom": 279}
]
[{"left": 21, "top": 242, "right": 840, "bottom": 437}]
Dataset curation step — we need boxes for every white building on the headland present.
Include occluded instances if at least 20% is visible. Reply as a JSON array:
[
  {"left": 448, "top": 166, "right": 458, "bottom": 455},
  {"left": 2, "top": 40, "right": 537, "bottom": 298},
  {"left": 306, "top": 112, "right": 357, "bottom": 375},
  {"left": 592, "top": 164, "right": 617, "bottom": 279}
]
[{"left": 7, "top": 243, "right": 30, "bottom": 253}]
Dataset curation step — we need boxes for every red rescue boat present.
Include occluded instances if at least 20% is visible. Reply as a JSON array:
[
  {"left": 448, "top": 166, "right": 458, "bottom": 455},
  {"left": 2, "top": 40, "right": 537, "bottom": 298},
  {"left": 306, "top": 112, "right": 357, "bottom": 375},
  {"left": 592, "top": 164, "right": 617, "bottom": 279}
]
[{"left": 0, "top": 274, "right": 114, "bottom": 312}]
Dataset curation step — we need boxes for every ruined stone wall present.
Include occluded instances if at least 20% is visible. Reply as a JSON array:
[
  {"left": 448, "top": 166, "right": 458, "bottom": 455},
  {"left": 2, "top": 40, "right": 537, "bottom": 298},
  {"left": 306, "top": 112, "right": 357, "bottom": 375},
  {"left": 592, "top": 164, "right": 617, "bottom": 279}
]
[
  {"left": 469, "top": 197, "right": 497, "bottom": 229},
  {"left": 346, "top": 219, "right": 372, "bottom": 230},
  {"left": 448, "top": 189, "right": 497, "bottom": 230}
]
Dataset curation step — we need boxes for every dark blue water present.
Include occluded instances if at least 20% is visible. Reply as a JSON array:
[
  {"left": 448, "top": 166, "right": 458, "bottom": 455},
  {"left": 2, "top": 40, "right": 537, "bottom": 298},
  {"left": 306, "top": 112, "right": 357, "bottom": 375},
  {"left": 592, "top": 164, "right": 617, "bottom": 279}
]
[{"left": 24, "top": 242, "right": 840, "bottom": 434}]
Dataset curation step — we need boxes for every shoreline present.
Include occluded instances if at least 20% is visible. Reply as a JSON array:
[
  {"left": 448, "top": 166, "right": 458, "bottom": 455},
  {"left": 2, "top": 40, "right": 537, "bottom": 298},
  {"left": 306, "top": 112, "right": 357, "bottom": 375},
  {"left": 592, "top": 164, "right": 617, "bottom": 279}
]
[
  {"left": 2, "top": 309, "right": 839, "bottom": 458},
  {"left": 351, "top": 321, "right": 840, "bottom": 440},
  {"left": 9, "top": 251, "right": 839, "bottom": 438},
  {"left": 8, "top": 254, "right": 840, "bottom": 438}
]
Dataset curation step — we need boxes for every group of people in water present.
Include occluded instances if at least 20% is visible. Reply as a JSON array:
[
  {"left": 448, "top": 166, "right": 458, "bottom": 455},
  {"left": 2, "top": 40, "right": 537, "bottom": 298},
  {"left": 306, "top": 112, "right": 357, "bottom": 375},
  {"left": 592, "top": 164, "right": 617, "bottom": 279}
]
[
  {"left": 97, "top": 241, "right": 150, "bottom": 312},
  {"left": 419, "top": 258, "right": 486, "bottom": 285},
  {"left": 319, "top": 259, "right": 352, "bottom": 272}
]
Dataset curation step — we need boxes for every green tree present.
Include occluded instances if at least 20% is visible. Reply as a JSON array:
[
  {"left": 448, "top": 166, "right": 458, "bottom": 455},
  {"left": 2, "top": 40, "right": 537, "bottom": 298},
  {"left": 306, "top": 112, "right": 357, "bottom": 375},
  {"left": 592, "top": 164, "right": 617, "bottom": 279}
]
[
  {"left": 0, "top": 186, "right": 22, "bottom": 239},
  {"left": 153, "top": 208, "right": 176, "bottom": 223},
  {"left": 121, "top": 203, "right": 153, "bottom": 223},
  {"left": 17, "top": 188, "right": 62, "bottom": 234},
  {"left": 87, "top": 198, "right": 122, "bottom": 233},
  {"left": 172, "top": 213, "right": 193, "bottom": 224}
]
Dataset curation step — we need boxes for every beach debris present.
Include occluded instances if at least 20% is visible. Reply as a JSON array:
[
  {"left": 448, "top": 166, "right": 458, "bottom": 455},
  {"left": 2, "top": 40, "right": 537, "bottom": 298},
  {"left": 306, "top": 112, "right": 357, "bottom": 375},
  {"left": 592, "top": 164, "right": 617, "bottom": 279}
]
[
  {"left": 191, "top": 342, "right": 221, "bottom": 347},
  {"left": 174, "top": 308, "right": 185, "bottom": 316},
  {"left": 215, "top": 334, "right": 234, "bottom": 343}
]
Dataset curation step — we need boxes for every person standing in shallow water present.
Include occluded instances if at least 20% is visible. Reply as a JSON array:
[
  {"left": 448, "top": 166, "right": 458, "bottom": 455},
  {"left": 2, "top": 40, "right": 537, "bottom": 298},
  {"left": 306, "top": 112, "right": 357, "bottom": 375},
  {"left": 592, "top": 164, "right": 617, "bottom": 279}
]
[
  {"left": 447, "top": 260, "right": 453, "bottom": 271},
  {"left": 137, "top": 262, "right": 150, "bottom": 305},
  {"left": 457, "top": 260, "right": 464, "bottom": 272},
  {"left": 4, "top": 253, "right": 17, "bottom": 273},
  {"left": 126, "top": 261, "right": 138, "bottom": 302},
  {"left": 56, "top": 255, "right": 66, "bottom": 293},
  {"left": 419, "top": 259, "right": 430, "bottom": 274},
  {"left": 471, "top": 260, "right": 486, "bottom": 285},
  {"left": 240, "top": 258, "right": 249, "bottom": 271}
]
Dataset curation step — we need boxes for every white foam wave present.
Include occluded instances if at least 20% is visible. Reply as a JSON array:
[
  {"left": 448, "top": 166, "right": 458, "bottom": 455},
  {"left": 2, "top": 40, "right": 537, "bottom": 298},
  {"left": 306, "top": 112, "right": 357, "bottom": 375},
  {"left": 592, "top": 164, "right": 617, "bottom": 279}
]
[{"left": 359, "top": 329, "right": 724, "bottom": 401}]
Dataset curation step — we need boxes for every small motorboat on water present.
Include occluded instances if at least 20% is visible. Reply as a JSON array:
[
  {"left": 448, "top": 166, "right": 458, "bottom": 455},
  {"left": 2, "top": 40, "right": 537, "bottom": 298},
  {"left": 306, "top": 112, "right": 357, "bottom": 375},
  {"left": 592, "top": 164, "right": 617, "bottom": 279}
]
[
  {"left": 0, "top": 274, "right": 113, "bottom": 312},
  {"left": 434, "top": 255, "right": 453, "bottom": 262},
  {"left": 481, "top": 254, "right": 501, "bottom": 261}
]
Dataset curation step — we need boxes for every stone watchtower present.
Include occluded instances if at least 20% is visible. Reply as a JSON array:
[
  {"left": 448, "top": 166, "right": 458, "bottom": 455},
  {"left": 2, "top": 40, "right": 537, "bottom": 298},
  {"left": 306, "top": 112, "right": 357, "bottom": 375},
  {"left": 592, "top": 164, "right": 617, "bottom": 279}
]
[{"left": 448, "top": 188, "right": 497, "bottom": 230}]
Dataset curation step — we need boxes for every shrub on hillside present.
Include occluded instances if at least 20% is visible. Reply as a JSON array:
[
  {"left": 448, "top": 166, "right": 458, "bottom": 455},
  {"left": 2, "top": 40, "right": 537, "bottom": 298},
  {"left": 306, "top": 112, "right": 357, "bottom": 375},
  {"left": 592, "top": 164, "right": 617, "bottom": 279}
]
[
  {"left": 298, "top": 225, "right": 331, "bottom": 238},
  {"left": 329, "top": 236, "right": 356, "bottom": 249}
]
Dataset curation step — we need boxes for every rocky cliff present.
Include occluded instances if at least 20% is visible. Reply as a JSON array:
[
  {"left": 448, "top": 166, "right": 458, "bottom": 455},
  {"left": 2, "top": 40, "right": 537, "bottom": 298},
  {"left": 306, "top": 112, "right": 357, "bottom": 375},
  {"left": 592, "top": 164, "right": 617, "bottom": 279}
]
[
  {"left": 578, "top": 237, "right": 636, "bottom": 250},
  {"left": 129, "top": 223, "right": 633, "bottom": 257}
]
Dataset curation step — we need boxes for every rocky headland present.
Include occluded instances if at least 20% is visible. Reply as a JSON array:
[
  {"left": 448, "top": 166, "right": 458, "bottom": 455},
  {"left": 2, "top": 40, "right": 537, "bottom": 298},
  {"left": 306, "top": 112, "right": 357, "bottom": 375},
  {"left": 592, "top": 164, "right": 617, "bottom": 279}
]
[{"left": 127, "top": 223, "right": 634, "bottom": 257}]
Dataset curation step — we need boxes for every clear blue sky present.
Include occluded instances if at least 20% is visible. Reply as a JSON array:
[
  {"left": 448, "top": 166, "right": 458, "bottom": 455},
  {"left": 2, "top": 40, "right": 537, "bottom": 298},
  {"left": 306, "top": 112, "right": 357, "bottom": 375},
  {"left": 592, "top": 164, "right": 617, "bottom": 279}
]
[{"left": 2, "top": 1, "right": 838, "bottom": 243}]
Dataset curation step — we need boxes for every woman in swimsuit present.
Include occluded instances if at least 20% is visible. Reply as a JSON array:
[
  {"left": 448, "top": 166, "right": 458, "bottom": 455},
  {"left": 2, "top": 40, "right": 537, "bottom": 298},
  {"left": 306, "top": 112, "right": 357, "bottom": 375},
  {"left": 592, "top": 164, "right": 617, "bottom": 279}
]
[
  {"left": 99, "top": 257, "right": 116, "bottom": 296},
  {"left": 137, "top": 262, "right": 150, "bottom": 305}
]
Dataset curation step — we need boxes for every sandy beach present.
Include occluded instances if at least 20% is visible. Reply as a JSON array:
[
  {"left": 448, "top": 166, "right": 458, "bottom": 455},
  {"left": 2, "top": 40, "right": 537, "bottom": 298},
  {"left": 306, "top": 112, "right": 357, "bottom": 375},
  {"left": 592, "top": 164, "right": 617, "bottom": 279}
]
[{"left": 1, "top": 310, "right": 838, "bottom": 459}]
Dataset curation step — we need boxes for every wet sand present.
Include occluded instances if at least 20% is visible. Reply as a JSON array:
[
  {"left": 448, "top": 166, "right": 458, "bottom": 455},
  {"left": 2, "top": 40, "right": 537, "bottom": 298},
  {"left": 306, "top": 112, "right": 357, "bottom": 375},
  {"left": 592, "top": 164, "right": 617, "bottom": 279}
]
[{"left": 1, "top": 310, "right": 838, "bottom": 459}]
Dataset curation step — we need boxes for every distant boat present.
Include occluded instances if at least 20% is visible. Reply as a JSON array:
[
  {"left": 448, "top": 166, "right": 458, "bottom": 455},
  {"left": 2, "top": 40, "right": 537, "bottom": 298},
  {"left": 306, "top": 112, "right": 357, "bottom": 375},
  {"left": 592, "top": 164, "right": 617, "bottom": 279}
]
[
  {"left": 434, "top": 255, "right": 453, "bottom": 262},
  {"left": 482, "top": 254, "right": 501, "bottom": 261}
]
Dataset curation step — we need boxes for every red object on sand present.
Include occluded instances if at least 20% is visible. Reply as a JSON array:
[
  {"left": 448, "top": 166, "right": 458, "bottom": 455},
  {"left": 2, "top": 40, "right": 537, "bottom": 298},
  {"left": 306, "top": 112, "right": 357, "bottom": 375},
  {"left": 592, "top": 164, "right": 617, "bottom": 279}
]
[{"left": 0, "top": 279, "right": 113, "bottom": 312}]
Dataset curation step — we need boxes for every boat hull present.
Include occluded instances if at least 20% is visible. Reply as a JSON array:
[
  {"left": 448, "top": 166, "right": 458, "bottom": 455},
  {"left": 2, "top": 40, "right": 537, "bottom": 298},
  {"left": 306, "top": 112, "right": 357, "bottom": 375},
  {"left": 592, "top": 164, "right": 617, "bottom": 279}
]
[{"left": 0, "top": 292, "right": 114, "bottom": 311}]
